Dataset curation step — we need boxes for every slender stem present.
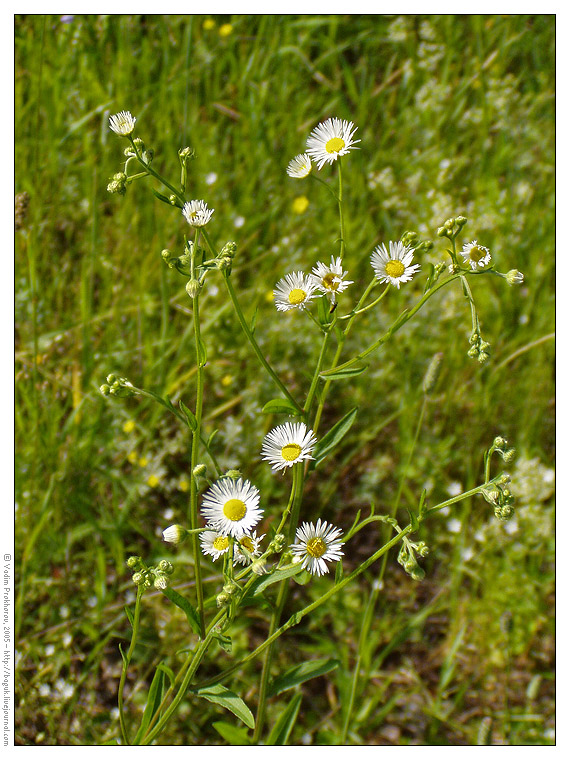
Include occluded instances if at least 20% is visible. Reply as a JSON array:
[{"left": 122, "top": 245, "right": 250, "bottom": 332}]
[
  {"left": 222, "top": 272, "right": 301, "bottom": 411},
  {"left": 303, "top": 318, "right": 334, "bottom": 420},
  {"left": 118, "top": 586, "right": 143, "bottom": 745},
  {"left": 338, "top": 161, "right": 345, "bottom": 259},
  {"left": 128, "top": 136, "right": 186, "bottom": 204},
  {"left": 189, "top": 237, "right": 206, "bottom": 638},
  {"left": 320, "top": 273, "right": 463, "bottom": 378}
]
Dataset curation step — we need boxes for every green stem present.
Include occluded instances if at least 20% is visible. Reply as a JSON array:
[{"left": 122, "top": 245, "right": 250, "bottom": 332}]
[
  {"left": 118, "top": 586, "right": 144, "bottom": 745},
  {"left": 303, "top": 319, "right": 334, "bottom": 420},
  {"left": 338, "top": 161, "right": 345, "bottom": 259},
  {"left": 222, "top": 272, "right": 301, "bottom": 411},
  {"left": 128, "top": 137, "right": 186, "bottom": 204}
]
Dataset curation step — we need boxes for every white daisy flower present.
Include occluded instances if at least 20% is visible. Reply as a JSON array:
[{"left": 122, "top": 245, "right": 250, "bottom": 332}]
[
  {"left": 182, "top": 200, "right": 214, "bottom": 227},
  {"left": 199, "top": 530, "right": 231, "bottom": 561},
  {"left": 460, "top": 240, "right": 491, "bottom": 270},
  {"left": 290, "top": 519, "right": 344, "bottom": 576},
  {"left": 261, "top": 422, "right": 317, "bottom": 472},
  {"left": 310, "top": 256, "right": 353, "bottom": 303},
  {"left": 233, "top": 531, "right": 265, "bottom": 566},
  {"left": 273, "top": 271, "right": 317, "bottom": 311},
  {"left": 306, "top": 117, "right": 360, "bottom": 170},
  {"left": 201, "top": 478, "right": 262, "bottom": 538},
  {"left": 371, "top": 241, "right": 420, "bottom": 288},
  {"left": 109, "top": 111, "right": 136, "bottom": 136},
  {"left": 287, "top": 153, "right": 312, "bottom": 178}
]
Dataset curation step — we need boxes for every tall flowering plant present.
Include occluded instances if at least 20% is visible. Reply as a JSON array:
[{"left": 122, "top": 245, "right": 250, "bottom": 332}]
[{"left": 100, "top": 112, "right": 523, "bottom": 745}]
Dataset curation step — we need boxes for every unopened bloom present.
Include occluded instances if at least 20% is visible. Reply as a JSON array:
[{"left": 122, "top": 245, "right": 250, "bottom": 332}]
[
  {"left": 182, "top": 200, "right": 214, "bottom": 227},
  {"left": 109, "top": 111, "right": 136, "bottom": 136},
  {"left": 199, "top": 530, "right": 231, "bottom": 561},
  {"left": 461, "top": 240, "right": 491, "bottom": 270},
  {"left": 261, "top": 422, "right": 317, "bottom": 472},
  {"left": 371, "top": 241, "right": 420, "bottom": 288},
  {"left": 273, "top": 271, "right": 317, "bottom": 311},
  {"left": 290, "top": 519, "right": 344, "bottom": 576},
  {"left": 162, "top": 525, "right": 188, "bottom": 545},
  {"left": 201, "top": 478, "right": 262, "bottom": 538},
  {"left": 287, "top": 153, "right": 312, "bottom": 178},
  {"left": 234, "top": 531, "right": 265, "bottom": 566},
  {"left": 310, "top": 256, "right": 353, "bottom": 303},
  {"left": 306, "top": 118, "right": 359, "bottom": 170},
  {"left": 506, "top": 269, "right": 524, "bottom": 285}
]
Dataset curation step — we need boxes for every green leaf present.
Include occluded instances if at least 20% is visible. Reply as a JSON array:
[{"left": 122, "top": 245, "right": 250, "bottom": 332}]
[
  {"left": 157, "top": 663, "right": 175, "bottom": 687},
  {"left": 191, "top": 683, "right": 255, "bottom": 729},
  {"left": 334, "top": 558, "right": 344, "bottom": 584},
  {"left": 320, "top": 365, "right": 368, "bottom": 380},
  {"left": 161, "top": 587, "right": 201, "bottom": 636},
  {"left": 317, "top": 294, "right": 332, "bottom": 328},
  {"left": 179, "top": 399, "right": 197, "bottom": 431},
  {"left": 266, "top": 693, "right": 302, "bottom": 745},
  {"left": 292, "top": 569, "right": 311, "bottom": 586},
  {"left": 312, "top": 407, "right": 358, "bottom": 467},
  {"left": 407, "top": 507, "right": 419, "bottom": 532},
  {"left": 262, "top": 398, "right": 300, "bottom": 416},
  {"left": 212, "top": 721, "right": 252, "bottom": 745},
  {"left": 267, "top": 657, "right": 341, "bottom": 698},
  {"left": 213, "top": 631, "right": 232, "bottom": 653},
  {"left": 118, "top": 642, "right": 127, "bottom": 666},
  {"left": 133, "top": 666, "right": 165, "bottom": 744},
  {"left": 197, "top": 337, "right": 208, "bottom": 367},
  {"left": 253, "top": 564, "right": 304, "bottom": 596},
  {"left": 152, "top": 188, "right": 172, "bottom": 205},
  {"left": 418, "top": 489, "right": 428, "bottom": 517},
  {"left": 124, "top": 605, "right": 134, "bottom": 628}
]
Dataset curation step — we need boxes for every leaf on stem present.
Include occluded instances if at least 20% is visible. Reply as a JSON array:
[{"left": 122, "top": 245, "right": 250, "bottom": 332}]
[
  {"left": 179, "top": 399, "right": 197, "bottom": 431},
  {"left": 267, "top": 657, "right": 341, "bottom": 697},
  {"left": 320, "top": 365, "right": 368, "bottom": 380},
  {"left": 124, "top": 605, "right": 134, "bottom": 628},
  {"left": 190, "top": 683, "right": 255, "bottom": 729},
  {"left": 161, "top": 587, "right": 201, "bottom": 636},
  {"left": 312, "top": 407, "right": 358, "bottom": 467},
  {"left": 253, "top": 563, "right": 304, "bottom": 595},
  {"left": 212, "top": 721, "right": 252, "bottom": 745},
  {"left": 133, "top": 666, "right": 165, "bottom": 744},
  {"left": 262, "top": 398, "right": 300, "bottom": 416},
  {"left": 266, "top": 693, "right": 302, "bottom": 745}
]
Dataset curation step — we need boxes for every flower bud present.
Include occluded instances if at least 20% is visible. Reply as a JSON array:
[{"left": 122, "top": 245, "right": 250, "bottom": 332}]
[
  {"left": 444, "top": 218, "right": 455, "bottom": 230},
  {"left": 132, "top": 572, "right": 145, "bottom": 586},
  {"left": 162, "top": 525, "right": 188, "bottom": 545},
  {"left": 186, "top": 279, "right": 202, "bottom": 299},
  {"left": 503, "top": 448, "right": 516, "bottom": 463},
  {"left": 216, "top": 592, "right": 231, "bottom": 608},
  {"left": 127, "top": 556, "right": 143, "bottom": 569},
  {"left": 455, "top": 216, "right": 467, "bottom": 227},
  {"left": 493, "top": 437, "right": 507, "bottom": 449},
  {"left": 193, "top": 464, "right": 207, "bottom": 479},
  {"left": 269, "top": 534, "right": 286, "bottom": 553},
  {"left": 224, "top": 469, "right": 242, "bottom": 480},
  {"left": 158, "top": 560, "right": 174, "bottom": 575},
  {"left": 99, "top": 384, "right": 111, "bottom": 396},
  {"left": 153, "top": 573, "right": 169, "bottom": 590},
  {"left": 437, "top": 226, "right": 448, "bottom": 237},
  {"left": 251, "top": 558, "right": 267, "bottom": 575},
  {"left": 506, "top": 269, "right": 524, "bottom": 286}
]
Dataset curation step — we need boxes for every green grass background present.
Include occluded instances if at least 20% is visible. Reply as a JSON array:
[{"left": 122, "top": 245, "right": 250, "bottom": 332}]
[{"left": 15, "top": 14, "right": 554, "bottom": 745}]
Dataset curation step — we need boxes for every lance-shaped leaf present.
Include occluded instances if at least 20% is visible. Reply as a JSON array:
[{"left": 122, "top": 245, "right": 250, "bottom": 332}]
[
  {"left": 266, "top": 693, "right": 302, "bottom": 745},
  {"left": 262, "top": 398, "right": 300, "bottom": 416},
  {"left": 133, "top": 666, "right": 165, "bottom": 744},
  {"left": 212, "top": 721, "right": 252, "bottom": 745},
  {"left": 267, "top": 657, "right": 341, "bottom": 697},
  {"left": 320, "top": 365, "right": 368, "bottom": 380},
  {"left": 190, "top": 683, "right": 255, "bottom": 729},
  {"left": 312, "top": 407, "right": 358, "bottom": 467},
  {"left": 161, "top": 587, "right": 201, "bottom": 636},
  {"left": 253, "top": 563, "right": 304, "bottom": 596}
]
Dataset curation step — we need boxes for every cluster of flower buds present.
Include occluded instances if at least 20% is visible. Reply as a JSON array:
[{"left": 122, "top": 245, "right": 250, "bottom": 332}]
[
  {"left": 480, "top": 483, "right": 515, "bottom": 521},
  {"left": 99, "top": 374, "right": 137, "bottom": 398},
  {"left": 127, "top": 556, "right": 174, "bottom": 590},
  {"left": 467, "top": 331, "right": 491, "bottom": 364},
  {"left": 107, "top": 172, "right": 128, "bottom": 195},
  {"left": 397, "top": 537, "right": 429, "bottom": 581},
  {"left": 492, "top": 436, "right": 517, "bottom": 464},
  {"left": 437, "top": 215, "right": 468, "bottom": 240},
  {"left": 124, "top": 137, "right": 154, "bottom": 165},
  {"left": 401, "top": 230, "right": 434, "bottom": 255}
]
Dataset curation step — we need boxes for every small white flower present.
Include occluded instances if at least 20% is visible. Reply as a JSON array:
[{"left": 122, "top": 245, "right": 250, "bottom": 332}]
[
  {"left": 371, "top": 241, "right": 420, "bottom": 288},
  {"left": 310, "top": 256, "right": 353, "bottom": 303},
  {"left": 205, "top": 172, "right": 218, "bottom": 186},
  {"left": 460, "top": 240, "right": 491, "bottom": 270},
  {"left": 200, "top": 530, "right": 231, "bottom": 560},
  {"left": 201, "top": 478, "right": 262, "bottom": 538},
  {"left": 306, "top": 117, "right": 360, "bottom": 170},
  {"left": 182, "top": 200, "right": 214, "bottom": 227},
  {"left": 234, "top": 531, "right": 265, "bottom": 566},
  {"left": 273, "top": 271, "right": 317, "bottom": 311},
  {"left": 162, "top": 524, "right": 188, "bottom": 544},
  {"left": 261, "top": 422, "right": 317, "bottom": 472},
  {"left": 287, "top": 153, "right": 312, "bottom": 178},
  {"left": 290, "top": 519, "right": 344, "bottom": 576},
  {"left": 109, "top": 110, "right": 136, "bottom": 136}
]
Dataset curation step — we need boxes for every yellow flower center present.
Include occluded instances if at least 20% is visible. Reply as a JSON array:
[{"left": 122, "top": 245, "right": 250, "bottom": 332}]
[
  {"left": 281, "top": 443, "right": 302, "bottom": 461},
  {"left": 147, "top": 474, "right": 160, "bottom": 488},
  {"left": 240, "top": 536, "right": 255, "bottom": 553},
  {"left": 306, "top": 537, "right": 327, "bottom": 558},
  {"left": 322, "top": 273, "right": 340, "bottom": 291},
  {"left": 288, "top": 288, "right": 306, "bottom": 305},
  {"left": 213, "top": 536, "right": 229, "bottom": 551},
  {"left": 325, "top": 137, "right": 345, "bottom": 154},
  {"left": 385, "top": 260, "right": 405, "bottom": 278},
  {"left": 470, "top": 246, "right": 486, "bottom": 262},
  {"left": 223, "top": 498, "right": 247, "bottom": 521}
]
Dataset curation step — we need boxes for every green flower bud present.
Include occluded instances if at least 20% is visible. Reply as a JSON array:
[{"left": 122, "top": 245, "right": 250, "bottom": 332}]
[
  {"left": 193, "top": 464, "right": 207, "bottom": 479},
  {"left": 503, "top": 448, "right": 516, "bottom": 463},
  {"left": 216, "top": 592, "right": 231, "bottom": 608},
  {"left": 269, "top": 534, "right": 286, "bottom": 553},
  {"left": 437, "top": 226, "right": 448, "bottom": 238},
  {"left": 132, "top": 572, "right": 145, "bottom": 586},
  {"left": 186, "top": 279, "right": 202, "bottom": 299},
  {"left": 178, "top": 146, "right": 195, "bottom": 160},
  {"left": 477, "top": 351, "right": 490, "bottom": 364},
  {"left": 106, "top": 374, "right": 117, "bottom": 384},
  {"left": 467, "top": 346, "right": 479, "bottom": 358},
  {"left": 153, "top": 573, "right": 169, "bottom": 590},
  {"left": 493, "top": 437, "right": 507, "bottom": 449},
  {"left": 444, "top": 218, "right": 455, "bottom": 230},
  {"left": 224, "top": 469, "right": 242, "bottom": 480},
  {"left": 506, "top": 269, "right": 524, "bottom": 286},
  {"left": 158, "top": 560, "right": 174, "bottom": 575},
  {"left": 99, "top": 384, "right": 111, "bottom": 396},
  {"left": 401, "top": 231, "right": 418, "bottom": 247},
  {"left": 222, "top": 583, "right": 237, "bottom": 596},
  {"left": 169, "top": 195, "right": 178, "bottom": 205},
  {"left": 127, "top": 556, "right": 143, "bottom": 569},
  {"left": 162, "top": 525, "right": 188, "bottom": 545},
  {"left": 455, "top": 216, "right": 467, "bottom": 227},
  {"left": 251, "top": 558, "right": 267, "bottom": 575}
]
